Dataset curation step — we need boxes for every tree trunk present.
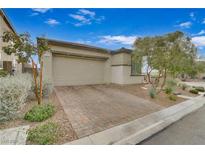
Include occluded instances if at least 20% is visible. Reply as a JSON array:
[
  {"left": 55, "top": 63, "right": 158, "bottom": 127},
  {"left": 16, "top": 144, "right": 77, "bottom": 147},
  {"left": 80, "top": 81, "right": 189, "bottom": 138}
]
[
  {"left": 39, "top": 59, "right": 43, "bottom": 105},
  {"left": 157, "top": 69, "right": 167, "bottom": 93},
  {"left": 32, "top": 60, "right": 40, "bottom": 104}
]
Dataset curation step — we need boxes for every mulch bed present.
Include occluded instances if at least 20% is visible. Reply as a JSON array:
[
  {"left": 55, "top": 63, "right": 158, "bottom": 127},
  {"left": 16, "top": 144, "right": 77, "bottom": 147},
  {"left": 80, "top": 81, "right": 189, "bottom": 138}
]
[
  {"left": 0, "top": 92, "right": 78, "bottom": 144},
  {"left": 109, "top": 83, "right": 198, "bottom": 107}
]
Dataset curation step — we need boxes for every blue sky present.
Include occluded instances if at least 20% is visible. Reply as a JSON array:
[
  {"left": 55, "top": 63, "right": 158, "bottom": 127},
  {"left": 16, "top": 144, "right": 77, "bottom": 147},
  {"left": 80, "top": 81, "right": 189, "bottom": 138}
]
[{"left": 3, "top": 8, "right": 205, "bottom": 57}]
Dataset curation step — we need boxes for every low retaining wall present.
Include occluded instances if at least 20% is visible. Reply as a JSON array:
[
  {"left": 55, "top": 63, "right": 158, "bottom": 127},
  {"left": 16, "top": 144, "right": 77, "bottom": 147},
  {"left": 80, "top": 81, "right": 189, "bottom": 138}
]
[{"left": 66, "top": 96, "right": 205, "bottom": 145}]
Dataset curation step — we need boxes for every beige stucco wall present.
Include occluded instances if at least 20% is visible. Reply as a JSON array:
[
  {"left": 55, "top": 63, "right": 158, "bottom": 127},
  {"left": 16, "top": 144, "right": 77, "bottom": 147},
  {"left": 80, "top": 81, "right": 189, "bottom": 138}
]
[
  {"left": 43, "top": 51, "right": 53, "bottom": 81},
  {"left": 0, "top": 14, "right": 22, "bottom": 72},
  {"left": 111, "top": 53, "right": 144, "bottom": 84},
  {"left": 111, "top": 52, "right": 131, "bottom": 65}
]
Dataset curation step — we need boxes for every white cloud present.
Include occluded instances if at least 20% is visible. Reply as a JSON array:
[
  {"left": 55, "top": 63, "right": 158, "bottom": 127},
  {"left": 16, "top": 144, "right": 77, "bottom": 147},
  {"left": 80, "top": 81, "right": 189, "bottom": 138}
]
[
  {"left": 178, "top": 21, "right": 192, "bottom": 28},
  {"left": 32, "top": 8, "right": 51, "bottom": 13},
  {"left": 69, "top": 9, "right": 105, "bottom": 26},
  {"left": 30, "top": 12, "right": 39, "bottom": 16},
  {"left": 99, "top": 35, "right": 137, "bottom": 45},
  {"left": 197, "top": 30, "right": 205, "bottom": 35},
  {"left": 192, "top": 36, "right": 205, "bottom": 47},
  {"left": 202, "top": 19, "right": 205, "bottom": 24},
  {"left": 192, "top": 30, "right": 205, "bottom": 36},
  {"left": 78, "top": 9, "right": 95, "bottom": 18},
  {"left": 190, "top": 12, "right": 196, "bottom": 20},
  {"left": 190, "top": 12, "right": 194, "bottom": 18},
  {"left": 69, "top": 14, "right": 91, "bottom": 26},
  {"left": 45, "top": 19, "right": 60, "bottom": 26}
]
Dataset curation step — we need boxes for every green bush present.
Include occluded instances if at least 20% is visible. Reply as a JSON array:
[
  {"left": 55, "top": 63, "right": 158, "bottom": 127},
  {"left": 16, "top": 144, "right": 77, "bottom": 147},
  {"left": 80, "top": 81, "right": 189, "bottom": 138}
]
[
  {"left": 189, "top": 89, "right": 199, "bottom": 94},
  {"left": 0, "top": 74, "right": 32, "bottom": 122},
  {"left": 165, "top": 87, "right": 173, "bottom": 94},
  {"left": 166, "top": 79, "right": 177, "bottom": 88},
  {"left": 194, "top": 86, "right": 205, "bottom": 92},
  {"left": 149, "top": 88, "right": 156, "bottom": 99},
  {"left": 24, "top": 104, "right": 55, "bottom": 122},
  {"left": 27, "top": 122, "right": 59, "bottom": 145},
  {"left": 31, "top": 78, "right": 53, "bottom": 98},
  {"left": 169, "top": 94, "right": 177, "bottom": 101},
  {"left": 0, "top": 69, "right": 8, "bottom": 77},
  {"left": 181, "top": 84, "right": 188, "bottom": 90}
]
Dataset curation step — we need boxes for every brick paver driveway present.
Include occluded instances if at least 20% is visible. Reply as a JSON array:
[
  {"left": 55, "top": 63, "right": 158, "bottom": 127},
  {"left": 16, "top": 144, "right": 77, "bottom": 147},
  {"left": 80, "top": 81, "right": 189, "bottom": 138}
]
[{"left": 55, "top": 85, "right": 163, "bottom": 138}]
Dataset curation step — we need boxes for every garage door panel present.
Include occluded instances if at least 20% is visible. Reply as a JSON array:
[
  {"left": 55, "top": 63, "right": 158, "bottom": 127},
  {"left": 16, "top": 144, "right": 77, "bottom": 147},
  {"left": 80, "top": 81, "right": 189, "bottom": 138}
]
[{"left": 53, "top": 56, "right": 105, "bottom": 86}]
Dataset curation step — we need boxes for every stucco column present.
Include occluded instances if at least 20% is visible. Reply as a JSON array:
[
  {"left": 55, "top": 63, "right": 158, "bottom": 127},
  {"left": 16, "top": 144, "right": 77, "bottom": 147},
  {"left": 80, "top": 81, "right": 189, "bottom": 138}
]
[{"left": 43, "top": 51, "right": 53, "bottom": 82}]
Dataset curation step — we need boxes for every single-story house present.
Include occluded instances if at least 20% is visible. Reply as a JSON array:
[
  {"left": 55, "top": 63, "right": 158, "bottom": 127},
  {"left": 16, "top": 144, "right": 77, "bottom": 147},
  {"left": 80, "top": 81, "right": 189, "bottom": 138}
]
[
  {"left": 42, "top": 38, "right": 145, "bottom": 86},
  {"left": 0, "top": 9, "right": 22, "bottom": 73}
]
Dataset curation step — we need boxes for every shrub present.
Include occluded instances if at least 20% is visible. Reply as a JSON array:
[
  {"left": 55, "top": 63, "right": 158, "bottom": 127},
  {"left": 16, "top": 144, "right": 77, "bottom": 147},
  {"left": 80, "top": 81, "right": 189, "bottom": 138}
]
[
  {"left": 189, "top": 89, "right": 198, "bottom": 94},
  {"left": 24, "top": 103, "right": 55, "bottom": 122},
  {"left": 31, "top": 78, "right": 53, "bottom": 98},
  {"left": 0, "top": 74, "right": 32, "bottom": 122},
  {"left": 0, "top": 69, "right": 8, "bottom": 77},
  {"left": 194, "top": 86, "right": 205, "bottom": 92},
  {"left": 165, "top": 87, "right": 173, "bottom": 94},
  {"left": 27, "top": 122, "right": 59, "bottom": 145},
  {"left": 149, "top": 88, "right": 156, "bottom": 99},
  {"left": 166, "top": 79, "right": 177, "bottom": 88},
  {"left": 164, "top": 79, "right": 177, "bottom": 94},
  {"left": 181, "top": 84, "right": 188, "bottom": 90},
  {"left": 169, "top": 94, "right": 177, "bottom": 101}
]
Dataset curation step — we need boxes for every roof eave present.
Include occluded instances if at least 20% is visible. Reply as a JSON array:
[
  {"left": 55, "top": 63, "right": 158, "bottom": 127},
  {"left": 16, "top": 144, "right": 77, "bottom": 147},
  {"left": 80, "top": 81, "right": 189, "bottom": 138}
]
[{"left": 0, "top": 9, "right": 17, "bottom": 34}]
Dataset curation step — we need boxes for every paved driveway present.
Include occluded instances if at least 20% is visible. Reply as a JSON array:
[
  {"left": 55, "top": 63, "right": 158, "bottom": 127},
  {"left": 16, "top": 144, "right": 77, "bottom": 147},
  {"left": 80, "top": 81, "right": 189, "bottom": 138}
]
[{"left": 55, "top": 85, "right": 163, "bottom": 138}]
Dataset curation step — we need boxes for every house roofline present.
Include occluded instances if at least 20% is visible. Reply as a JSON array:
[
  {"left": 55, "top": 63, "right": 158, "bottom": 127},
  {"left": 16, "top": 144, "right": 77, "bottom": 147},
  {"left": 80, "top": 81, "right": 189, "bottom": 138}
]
[
  {"left": 111, "top": 47, "right": 132, "bottom": 55},
  {"left": 0, "top": 9, "right": 16, "bottom": 34},
  {"left": 37, "top": 37, "right": 111, "bottom": 54},
  {"left": 37, "top": 37, "right": 133, "bottom": 56}
]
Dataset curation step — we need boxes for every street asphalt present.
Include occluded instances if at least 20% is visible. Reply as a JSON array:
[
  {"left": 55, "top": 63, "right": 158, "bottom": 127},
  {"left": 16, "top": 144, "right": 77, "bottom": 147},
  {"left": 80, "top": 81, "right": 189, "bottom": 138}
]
[{"left": 139, "top": 104, "right": 205, "bottom": 145}]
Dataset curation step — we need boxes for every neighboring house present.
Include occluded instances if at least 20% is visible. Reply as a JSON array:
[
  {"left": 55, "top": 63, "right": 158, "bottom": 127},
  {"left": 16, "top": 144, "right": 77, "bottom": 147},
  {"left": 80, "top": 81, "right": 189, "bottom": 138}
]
[
  {"left": 42, "top": 38, "right": 145, "bottom": 86},
  {"left": 0, "top": 9, "right": 22, "bottom": 73}
]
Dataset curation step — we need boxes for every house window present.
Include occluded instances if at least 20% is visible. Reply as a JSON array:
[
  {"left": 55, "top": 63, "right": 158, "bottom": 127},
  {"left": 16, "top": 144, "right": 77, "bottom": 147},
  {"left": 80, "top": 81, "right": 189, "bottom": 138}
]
[{"left": 131, "top": 56, "right": 142, "bottom": 75}]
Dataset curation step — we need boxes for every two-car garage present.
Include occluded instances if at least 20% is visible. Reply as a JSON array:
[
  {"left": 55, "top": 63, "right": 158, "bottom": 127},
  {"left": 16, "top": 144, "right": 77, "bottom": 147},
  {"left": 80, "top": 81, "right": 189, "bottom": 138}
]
[
  {"left": 43, "top": 38, "right": 111, "bottom": 86},
  {"left": 52, "top": 55, "right": 106, "bottom": 86}
]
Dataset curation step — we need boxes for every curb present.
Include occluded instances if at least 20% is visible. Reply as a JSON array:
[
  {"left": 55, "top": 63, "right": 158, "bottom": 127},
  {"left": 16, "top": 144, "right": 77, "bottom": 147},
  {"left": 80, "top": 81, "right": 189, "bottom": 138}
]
[{"left": 65, "top": 96, "right": 205, "bottom": 145}]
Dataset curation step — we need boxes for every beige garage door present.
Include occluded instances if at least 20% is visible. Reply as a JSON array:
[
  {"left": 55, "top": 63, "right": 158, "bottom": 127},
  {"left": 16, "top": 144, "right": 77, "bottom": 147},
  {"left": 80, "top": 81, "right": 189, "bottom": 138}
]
[{"left": 53, "top": 55, "right": 105, "bottom": 86}]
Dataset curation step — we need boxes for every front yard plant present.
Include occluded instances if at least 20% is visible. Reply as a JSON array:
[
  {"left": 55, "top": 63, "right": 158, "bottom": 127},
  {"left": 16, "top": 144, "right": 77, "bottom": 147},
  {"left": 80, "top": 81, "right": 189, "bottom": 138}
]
[
  {"left": 0, "top": 69, "right": 8, "bottom": 77},
  {"left": 27, "top": 122, "right": 59, "bottom": 145},
  {"left": 31, "top": 78, "right": 53, "bottom": 99},
  {"left": 24, "top": 103, "right": 55, "bottom": 122},
  {"left": 149, "top": 88, "right": 156, "bottom": 98},
  {"left": 180, "top": 83, "right": 188, "bottom": 90},
  {"left": 2, "top": 31, "right": 50, "bottom": 105},
  {"left": 168, "top": 94, "right": 177, "bottom": 101},
  {"left": 164, "top": 87, "right": 173, "bottom": 94},
  {"left": 0, "top": 74, "right": 32, "bottom": 122},
  {"left": 189, "top": 89, "right": 198, "bottom": 94},
  {"left": 194, "top": 86, "right": 205, "bottom": 92}
]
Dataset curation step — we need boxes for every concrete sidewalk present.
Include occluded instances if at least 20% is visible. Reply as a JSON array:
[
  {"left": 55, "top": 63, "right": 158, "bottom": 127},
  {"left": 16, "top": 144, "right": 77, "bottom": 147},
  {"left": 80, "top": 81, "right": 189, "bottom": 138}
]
[
  {"left": 140, "top": 105, "right": 205, "bottom": 145},
  {"left": 0, "top": 125, "right": 29, "bottom": 145}
]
